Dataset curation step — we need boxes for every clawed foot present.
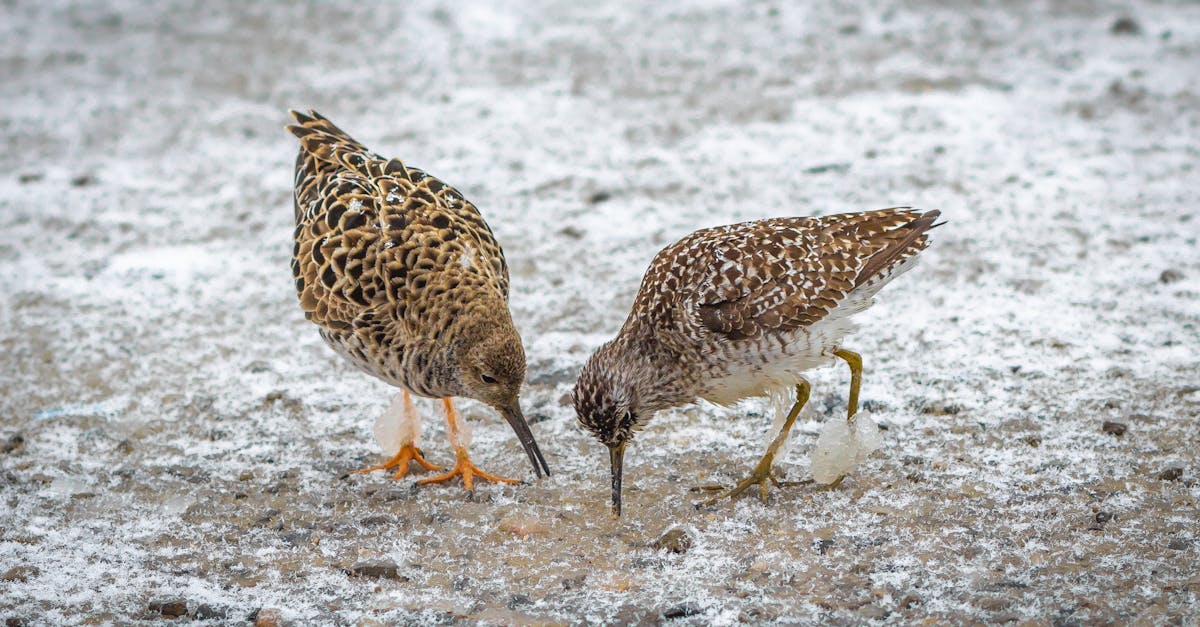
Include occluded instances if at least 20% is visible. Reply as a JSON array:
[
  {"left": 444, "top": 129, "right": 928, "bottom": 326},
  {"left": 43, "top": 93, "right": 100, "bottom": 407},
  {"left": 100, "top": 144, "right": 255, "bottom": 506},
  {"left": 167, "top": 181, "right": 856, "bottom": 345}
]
[
  {"left": 353, "top": 444, "right": 442, "bottom": 480},
  {"left": 694, "top": 469, "right": 776, "bottom": 504},
  {"left": 692, "top": 470, "right": 842, "bottom": 506},
  {"left": 416, "top": 448, "right": 521, "bottom": 492}
]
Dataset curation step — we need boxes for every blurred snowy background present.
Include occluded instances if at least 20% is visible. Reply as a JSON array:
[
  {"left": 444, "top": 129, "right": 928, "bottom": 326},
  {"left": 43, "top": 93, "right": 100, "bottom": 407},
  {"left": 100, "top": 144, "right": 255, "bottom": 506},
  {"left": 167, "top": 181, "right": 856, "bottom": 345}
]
[{"left": 1, "top": 0, "right": 1197, "bottom": 623}]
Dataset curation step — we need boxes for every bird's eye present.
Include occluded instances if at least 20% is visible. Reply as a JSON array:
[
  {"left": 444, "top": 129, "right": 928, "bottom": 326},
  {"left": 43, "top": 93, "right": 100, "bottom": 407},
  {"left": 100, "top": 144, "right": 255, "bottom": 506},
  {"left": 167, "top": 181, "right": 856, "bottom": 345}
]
[{"left": 480, "top": 373, "right": 497, "bottom": 384}]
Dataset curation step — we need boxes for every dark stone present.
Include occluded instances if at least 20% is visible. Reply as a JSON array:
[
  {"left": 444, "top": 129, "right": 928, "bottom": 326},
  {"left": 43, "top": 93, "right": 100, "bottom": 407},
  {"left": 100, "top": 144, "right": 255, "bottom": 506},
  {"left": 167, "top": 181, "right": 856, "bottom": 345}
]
[
  {"left": 1111, "top": 16, "right": 1141, "bottom": 35},
  {"left": 71, "top": 173, "right": 97, "bottom": 187},
  {"left": 347, "top": 560, "right": 406, "bottom": 580},
  {"left": 507, "top": 593, "right": 533, "bottom": 609},
  {"left": 586, "top": 191, "right": 612, "bottom": 204},
  {"left": 192, "top": 604, "right": 227, "bottom": 619},
  {"left": 652, "top": 528, "right": 693, "bottom": 554},
  {"left": 804, "top": 162, "right": 851, "bottom": 174},
  {"left": 1158, "top": 467, "right": 1184, "bottom": 481},
  {"left": 148, "top": 599, "right": 188, "bottom": 618},
  {"left": 558, "top": 226, "right": 586, "bottom": 239},
  {"left": 661, "top": 603, "right": 702, "bottom": 619},
  {"left": 1, "top": 434, "right": 24, "bottom": 455},
  {"left": 1159, "top": 269, "right": 1184, "bottom": 283},
  {"left": 1101, "top": 421, "right": 1127, "bottom": 436},
  {"left": 1167, "top": 538, "right": 1190, "bottom": 551}
]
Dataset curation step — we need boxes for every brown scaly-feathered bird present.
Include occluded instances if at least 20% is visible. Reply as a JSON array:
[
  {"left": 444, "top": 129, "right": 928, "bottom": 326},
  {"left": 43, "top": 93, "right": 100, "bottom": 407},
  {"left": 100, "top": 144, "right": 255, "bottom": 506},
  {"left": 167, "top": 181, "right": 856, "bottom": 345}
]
[
  {"left": 572, "top": 208, "right": 941, "bottom": 515},
  {"left": 286, "top": 110, "right": 550, "bottom": 490}
]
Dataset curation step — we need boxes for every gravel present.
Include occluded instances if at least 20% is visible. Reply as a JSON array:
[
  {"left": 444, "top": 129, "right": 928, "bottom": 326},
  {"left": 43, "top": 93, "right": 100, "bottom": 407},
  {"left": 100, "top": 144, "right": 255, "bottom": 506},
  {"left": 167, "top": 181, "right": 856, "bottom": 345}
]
[{"left": 1, "top": 0, "right": 1198, "bottom": 624}]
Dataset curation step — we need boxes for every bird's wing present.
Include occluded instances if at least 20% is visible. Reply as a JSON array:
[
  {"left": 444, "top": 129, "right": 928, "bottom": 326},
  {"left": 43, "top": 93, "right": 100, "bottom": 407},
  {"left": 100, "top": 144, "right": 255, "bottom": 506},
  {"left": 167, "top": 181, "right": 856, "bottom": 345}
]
[
  {"left": 287, "top": 110, "right": 510, "bottom": 331},
  {"left": 638, "top": 209, "right": 940, "bottom": 342}
]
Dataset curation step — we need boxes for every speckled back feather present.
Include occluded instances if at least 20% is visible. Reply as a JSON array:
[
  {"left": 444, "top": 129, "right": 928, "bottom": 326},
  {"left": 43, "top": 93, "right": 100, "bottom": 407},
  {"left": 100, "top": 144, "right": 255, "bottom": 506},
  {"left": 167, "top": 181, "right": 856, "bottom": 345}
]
[
  {"left": 287, "top": 110, "right": 513, "bottom": 393},
  {"left": 635, "top": 208, "right": 940, "bottom": 346}
]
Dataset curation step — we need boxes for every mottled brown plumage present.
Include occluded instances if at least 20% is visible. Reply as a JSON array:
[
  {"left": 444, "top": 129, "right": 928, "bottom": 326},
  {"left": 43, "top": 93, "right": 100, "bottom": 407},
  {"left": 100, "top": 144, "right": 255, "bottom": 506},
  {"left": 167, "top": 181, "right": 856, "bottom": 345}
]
[
  {"left": 287, "top": 110, "right": 549, "bottom": 488},
  {"left": 573, "top": 208, "right": 941, "bottom": 515}
]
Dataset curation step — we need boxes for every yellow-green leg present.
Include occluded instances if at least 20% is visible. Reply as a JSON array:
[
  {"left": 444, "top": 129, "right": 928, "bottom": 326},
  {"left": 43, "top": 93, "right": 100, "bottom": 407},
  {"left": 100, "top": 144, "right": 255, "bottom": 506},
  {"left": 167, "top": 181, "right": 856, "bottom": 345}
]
[
  {"left": 697, "top": 378, "right": 812, "bottom": 505},
  {"left": 834, "top": 348, "right": 862, "bottom": 420},
  {"left": 819, "top": 348, "right": 864, "bottom": 489}
]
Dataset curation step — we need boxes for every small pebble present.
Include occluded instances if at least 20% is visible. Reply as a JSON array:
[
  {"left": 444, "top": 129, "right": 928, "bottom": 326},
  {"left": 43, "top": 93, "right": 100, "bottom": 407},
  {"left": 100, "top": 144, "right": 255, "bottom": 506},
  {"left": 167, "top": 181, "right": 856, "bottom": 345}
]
[
  {"left": 652, "top": 528, "right": 693, "bottom": 554},
  {"left": 661, "top": 603, "right": 702, "bottom": 619},
  {"left": 148, "top": 599, "right": 187, "bottom": 618},
  {"left": 1101, "top": 421, "right": 1127, "bottom": 436},
  {"left": 254, "top": 608, "right": 282, "bottom": 627},
  {"left": 1110, "top": 16, "right": 1141, "bottom": 35},
  {"left": 1167, "top": 538, "right": 1190, "bottom": 551},
  {"left": 586, "top": 191, "right": 612, "bottom": 204},
  {"left": 193, "top": 604, "right": 227, "bottom": 620},
  {"left": 1, "top": 434, "right": 24, "bottom": 455},
  {"left": 1159, "top": 269, "right": 1184, "bottom": 284},
  {"left": 347, "top": 560, "right": 405, "bottom": 580},
  {"left": 1158, "top": 467, "right": 1184, "bottom": 481},
  {"left": 1095, "top": 511, "right": 1114, "bottom": 524},
  {"left": 814, "top": 538, "right": 835, "bottom": 555},
  {"left": 507, "top": 594, "right": 533, "bottom": 609}
]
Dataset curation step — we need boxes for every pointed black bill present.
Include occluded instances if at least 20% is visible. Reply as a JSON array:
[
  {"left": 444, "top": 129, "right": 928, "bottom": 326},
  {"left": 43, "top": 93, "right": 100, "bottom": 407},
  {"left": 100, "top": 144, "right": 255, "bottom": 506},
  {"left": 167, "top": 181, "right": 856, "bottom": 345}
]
[
  {"left": 499, "top": 402, "right": 551, "bottom": 478},
  {"left": 609, "top": 442, "right": 626, "bottom": 518}
]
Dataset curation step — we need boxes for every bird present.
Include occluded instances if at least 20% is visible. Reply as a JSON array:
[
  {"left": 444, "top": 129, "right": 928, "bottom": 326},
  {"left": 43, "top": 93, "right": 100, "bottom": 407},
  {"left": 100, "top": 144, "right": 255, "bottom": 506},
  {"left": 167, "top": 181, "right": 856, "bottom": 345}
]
[
  {"left": 572, "top": 208, "right": 941, "bottom": 516},
  {"left": 286, "top": 109, "right": 550, "bottom": 490}
]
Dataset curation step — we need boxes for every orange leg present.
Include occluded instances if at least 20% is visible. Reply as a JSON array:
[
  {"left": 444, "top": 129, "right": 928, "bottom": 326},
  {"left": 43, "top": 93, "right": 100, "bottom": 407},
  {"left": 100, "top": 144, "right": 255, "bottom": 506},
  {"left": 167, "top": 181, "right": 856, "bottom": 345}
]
[
  {"left": 353, "top": 391, "right": 442, "bottom": 479},
  {"left": 417, "top": 398, "right": 521, "bottom": 491}
]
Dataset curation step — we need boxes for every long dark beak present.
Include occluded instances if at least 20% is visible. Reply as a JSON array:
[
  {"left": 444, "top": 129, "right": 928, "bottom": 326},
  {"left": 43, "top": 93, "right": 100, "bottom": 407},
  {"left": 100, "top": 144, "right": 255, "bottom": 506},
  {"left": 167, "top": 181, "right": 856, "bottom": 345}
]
[
  {"left": 499, "top": 402, "right": 551, "bottom": 478},
  {"left": 608, "top": 441, "right": 626, "bottom": 518}
]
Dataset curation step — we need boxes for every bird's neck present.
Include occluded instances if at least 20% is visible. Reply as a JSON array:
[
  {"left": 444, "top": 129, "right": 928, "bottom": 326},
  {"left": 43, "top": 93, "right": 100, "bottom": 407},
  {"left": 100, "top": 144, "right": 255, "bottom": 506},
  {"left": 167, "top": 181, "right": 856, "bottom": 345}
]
[{"left": 609, "top": 327, "right": 693, "bottom": 413}]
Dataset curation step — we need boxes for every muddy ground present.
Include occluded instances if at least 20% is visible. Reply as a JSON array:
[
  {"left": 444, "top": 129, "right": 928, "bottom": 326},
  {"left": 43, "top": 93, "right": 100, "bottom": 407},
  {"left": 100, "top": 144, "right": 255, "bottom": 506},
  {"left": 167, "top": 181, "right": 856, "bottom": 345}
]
[{"left": 1, "top": 1, "right": 1198, "bottom": 624}]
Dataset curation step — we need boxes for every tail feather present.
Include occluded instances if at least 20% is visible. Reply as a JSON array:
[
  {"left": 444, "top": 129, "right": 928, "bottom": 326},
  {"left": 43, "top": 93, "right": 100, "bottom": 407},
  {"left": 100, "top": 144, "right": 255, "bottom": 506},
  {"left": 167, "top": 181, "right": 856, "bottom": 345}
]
[
  {"left": 285, "top": 109, "right": 379, "bottom": 172},
  {"left": 854, "top": 209, "right": 941, "bottom": 289}
]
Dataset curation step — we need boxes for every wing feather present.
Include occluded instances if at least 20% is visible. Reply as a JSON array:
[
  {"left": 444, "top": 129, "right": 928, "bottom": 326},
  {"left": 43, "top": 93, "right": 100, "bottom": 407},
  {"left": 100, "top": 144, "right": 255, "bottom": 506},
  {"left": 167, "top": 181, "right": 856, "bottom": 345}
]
[
  {"left": 288, "top": 111, "right": 510, "bottom": 333},
  {"left": 633, "top": 209, "right": 940, "bottom": 343}
]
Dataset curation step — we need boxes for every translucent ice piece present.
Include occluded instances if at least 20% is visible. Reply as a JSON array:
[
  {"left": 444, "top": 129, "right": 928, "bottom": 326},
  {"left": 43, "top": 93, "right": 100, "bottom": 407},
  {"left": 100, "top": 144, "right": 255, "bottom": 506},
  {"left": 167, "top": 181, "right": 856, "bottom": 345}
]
[{"left": 810, "top": 410, "right": 881, "bottom": 484}]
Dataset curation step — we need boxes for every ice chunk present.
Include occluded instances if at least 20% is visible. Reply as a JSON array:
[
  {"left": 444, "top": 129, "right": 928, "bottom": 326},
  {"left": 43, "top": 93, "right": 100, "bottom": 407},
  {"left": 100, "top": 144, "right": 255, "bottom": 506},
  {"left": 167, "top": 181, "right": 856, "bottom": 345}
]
[
  {"left": 373, "top": 393, "right": 421, "bottom": 456},
  {"left": 809, "top": 411, "right": 882, "bottom": 484}
]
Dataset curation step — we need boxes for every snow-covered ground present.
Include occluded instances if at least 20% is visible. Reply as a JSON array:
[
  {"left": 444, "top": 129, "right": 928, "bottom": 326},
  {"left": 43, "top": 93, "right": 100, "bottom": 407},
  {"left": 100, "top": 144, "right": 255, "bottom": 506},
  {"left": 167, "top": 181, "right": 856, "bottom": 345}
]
[{"left": 2, "top": 0, "right": 1198, "bottom": 623}]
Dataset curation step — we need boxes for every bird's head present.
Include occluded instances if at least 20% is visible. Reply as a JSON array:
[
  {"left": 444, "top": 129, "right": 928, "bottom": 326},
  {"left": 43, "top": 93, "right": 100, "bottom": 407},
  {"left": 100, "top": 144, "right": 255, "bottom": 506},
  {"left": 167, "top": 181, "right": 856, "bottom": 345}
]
[
  {"left": 572, "top": 341, "right": 654, "bottom": 517},
  {"left": 455, "top": 318, "right": 550, "bottom": 478}
]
